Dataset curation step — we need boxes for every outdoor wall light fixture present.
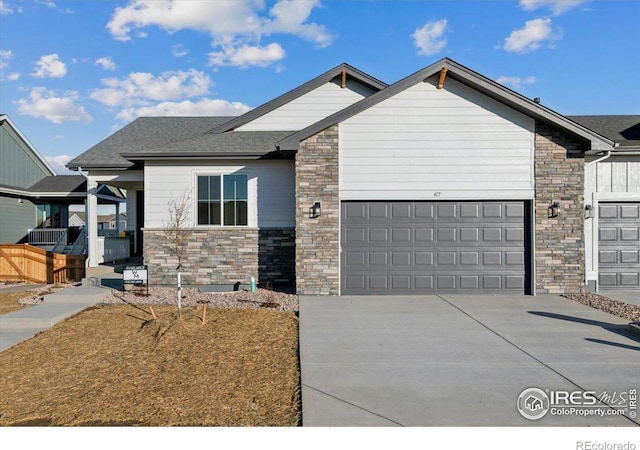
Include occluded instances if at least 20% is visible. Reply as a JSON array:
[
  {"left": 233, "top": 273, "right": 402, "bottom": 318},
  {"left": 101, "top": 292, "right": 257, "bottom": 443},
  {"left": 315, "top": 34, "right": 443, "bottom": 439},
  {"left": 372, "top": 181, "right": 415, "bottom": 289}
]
[
  {"left": 309, "top": 202, "right": 321, "bottom": 218},
  {"left": 548, "top": 201, "right": 560, "bottom": 218},
  {"left": 584, "top": 204, "right": 595, "bottom": 219}
]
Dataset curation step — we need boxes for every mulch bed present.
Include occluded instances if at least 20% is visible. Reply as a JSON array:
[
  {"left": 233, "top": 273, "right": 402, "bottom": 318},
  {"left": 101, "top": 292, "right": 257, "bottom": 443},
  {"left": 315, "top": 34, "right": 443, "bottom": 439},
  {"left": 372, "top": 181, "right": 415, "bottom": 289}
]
[
  {"left": 0, "top": 304, "right": 300, "bottom": 426},
  {"left": 564, "top": 292, "right": 640, "bottom": 323}
]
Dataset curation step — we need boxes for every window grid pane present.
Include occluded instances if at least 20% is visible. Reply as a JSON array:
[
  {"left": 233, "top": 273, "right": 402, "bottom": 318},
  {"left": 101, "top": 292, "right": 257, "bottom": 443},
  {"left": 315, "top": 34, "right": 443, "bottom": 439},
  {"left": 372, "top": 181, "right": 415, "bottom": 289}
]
[{"left": 198, "top": 174, "right": 246, "bottom": 226}]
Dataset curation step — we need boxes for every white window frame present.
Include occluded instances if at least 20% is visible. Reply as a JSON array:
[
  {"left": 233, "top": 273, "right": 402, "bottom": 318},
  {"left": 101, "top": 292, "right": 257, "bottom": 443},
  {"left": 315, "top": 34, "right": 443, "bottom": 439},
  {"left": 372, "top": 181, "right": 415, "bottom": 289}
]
[{"left": 194, "top": 172, "right": 249, "bottom": 228}]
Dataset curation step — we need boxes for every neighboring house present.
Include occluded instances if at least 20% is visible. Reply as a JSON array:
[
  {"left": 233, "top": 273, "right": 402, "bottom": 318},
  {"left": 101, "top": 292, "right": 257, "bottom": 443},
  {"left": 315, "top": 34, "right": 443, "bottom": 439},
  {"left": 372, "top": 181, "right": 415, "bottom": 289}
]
[
  {"left": 569, "top": 115, "right": 640, "bottom": 291},
  {"left": 0, "top": 114, "right": 56, "bottom": 244},
  {"left": 68, "top": 212, "right": 127, "bottom": 231},
  {"left": 0, "top": 114, "right": 126, "bottom": 253},
  {"left": 69, "top": 59, "right": 625, "bottom": 295}
]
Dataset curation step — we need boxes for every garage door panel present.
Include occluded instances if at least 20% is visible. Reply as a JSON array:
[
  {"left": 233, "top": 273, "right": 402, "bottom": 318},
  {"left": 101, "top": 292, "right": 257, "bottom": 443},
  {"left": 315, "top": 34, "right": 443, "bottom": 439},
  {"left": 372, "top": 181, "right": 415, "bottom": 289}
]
[
  {"left": 341, "top": 201, "right": 528, "bottom": 294},
  {"left": 598, "top": 202, "right": 640, "bottom": 290}
]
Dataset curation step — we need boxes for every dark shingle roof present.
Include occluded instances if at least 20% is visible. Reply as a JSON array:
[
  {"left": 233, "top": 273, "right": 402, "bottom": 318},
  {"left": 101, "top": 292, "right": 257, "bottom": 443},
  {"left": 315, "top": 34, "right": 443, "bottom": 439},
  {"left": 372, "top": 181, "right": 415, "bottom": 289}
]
[
  {"left": 568, "top": 115, "right": 640, "bottom": 148},
  {"left": 28, "top": 175, "right": 86, "bottom": 193},
  {"left": 121, "top": 130, "right": 293, "bottom": 159},
  {"left": 67, "top": 117, "right": 235, "bottom": 169}
]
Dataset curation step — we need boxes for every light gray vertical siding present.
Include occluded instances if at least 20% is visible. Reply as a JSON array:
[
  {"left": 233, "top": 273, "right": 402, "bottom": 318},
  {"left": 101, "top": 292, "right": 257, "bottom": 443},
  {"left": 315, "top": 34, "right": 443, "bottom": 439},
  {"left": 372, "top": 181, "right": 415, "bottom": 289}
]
[
  {"left": 0, "top": 125, "right": 51, "bottom": 188},
  {"left": 584, "top": 156, "right": 640, "bottom": 285},
  {"left": 339, "top": 77, "right": 535, "bottom": 200},
  {"left": 0, "top": 195, "right": 36, "bottom": 243},
  {"left": 586, "top": 158, "right": 640, "bottom": 193},
  {"left": 237, "top": 80, "right": 376, "bottom": 131}
]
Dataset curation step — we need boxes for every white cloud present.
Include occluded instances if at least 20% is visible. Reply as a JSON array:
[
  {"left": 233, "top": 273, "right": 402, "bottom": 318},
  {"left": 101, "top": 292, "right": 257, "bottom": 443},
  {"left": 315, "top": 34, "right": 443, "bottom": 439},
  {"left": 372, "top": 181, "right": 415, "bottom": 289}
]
[
  {"left": 412, "top": 19, "right": 449, "bottom": 56},
  {"left": 520, "top": 0, "right": 589, "bottom": 15},
  {"left": 8, "top": 72, "right": 20, "bottom": 80},
  {"left": 504, "top": 18, "right": 561, "bottom": 53},
  {"left": 32, "top": 53, "right": 67, "bottom": 78},
  {"left": 0, "top": 49, "right": 12, "bottom": 68},
  {"left": 0, "top": 1, "right": 13, "bottom": 14},
  {"left": 45, "top": 154, "right": 77, "bottom": 174},
  {"left": 262, "top": 0, "right": 332, "bottom": 48},
  {"left": 116, "top": 98, "right": 252, "bottom": 121},
  {"left": 209, "top": 43, "right": 285, "bottom": 68},
  {"left": 95, "top": 56, "right": 116, "bottom": 71},
  {"left": 496, "top": 75, "right": 537, "bottom": 89},
  {"left": 90, "top": 69, "right": 212, "bottom": 107},
  {"left": 172, "top": 44, "right": 188, "bottom": 57},
  {"left": 16, "top": 87, "right": 93, "bottom": 124},
  {"left": 36, "top": 0, "right": 56, "bottom": 8},
  {"left": 106, "top": 0, "right": 332, "bottom": 67}
]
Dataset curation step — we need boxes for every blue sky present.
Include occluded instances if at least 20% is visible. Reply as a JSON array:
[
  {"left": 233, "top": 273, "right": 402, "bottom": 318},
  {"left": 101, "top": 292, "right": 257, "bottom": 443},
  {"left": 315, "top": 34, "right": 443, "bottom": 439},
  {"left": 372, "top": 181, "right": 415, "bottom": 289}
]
[{"left": 1, "top": 0, "right": 638, "bottom": 174}]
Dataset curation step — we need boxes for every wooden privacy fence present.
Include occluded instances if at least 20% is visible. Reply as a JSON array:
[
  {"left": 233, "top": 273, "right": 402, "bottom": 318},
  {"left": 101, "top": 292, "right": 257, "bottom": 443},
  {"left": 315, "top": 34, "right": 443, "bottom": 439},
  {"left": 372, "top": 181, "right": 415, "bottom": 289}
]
[{"left": 0, "top": 244, "right": 85, "bottom": 284}]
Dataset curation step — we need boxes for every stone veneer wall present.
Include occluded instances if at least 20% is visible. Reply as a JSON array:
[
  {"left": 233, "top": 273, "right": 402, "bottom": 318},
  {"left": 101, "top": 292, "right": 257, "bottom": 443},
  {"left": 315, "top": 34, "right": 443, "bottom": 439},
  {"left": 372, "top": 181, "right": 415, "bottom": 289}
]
[
  {"left": 258, "top": 228, "right": 295, "bottom": 286},
  {"left": 144, "top": 227, "right": 295, "bottom": 286},
  {"left": 534, "top": 121, "right": 586, "bottom": 294},
  {"left": 295, "top": 125, "right": 340, "bottom": 295}
]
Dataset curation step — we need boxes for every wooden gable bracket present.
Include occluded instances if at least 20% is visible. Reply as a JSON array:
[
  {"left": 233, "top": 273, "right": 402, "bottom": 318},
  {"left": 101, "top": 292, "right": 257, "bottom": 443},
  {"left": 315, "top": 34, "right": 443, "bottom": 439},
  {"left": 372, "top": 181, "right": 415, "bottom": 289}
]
[
  {"left": 341, "top": 70, "right": 347, "bottom": 89},
  {"left": 437, "top": 66, "right": 449, "bottom": 89}
]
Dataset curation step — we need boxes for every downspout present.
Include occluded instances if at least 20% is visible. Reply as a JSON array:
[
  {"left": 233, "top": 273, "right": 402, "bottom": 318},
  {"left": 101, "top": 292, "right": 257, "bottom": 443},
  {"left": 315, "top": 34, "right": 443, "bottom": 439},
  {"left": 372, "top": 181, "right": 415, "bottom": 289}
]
[
  {"left": 583, "top": 145, "right": 614, "bottom": 292},
  {"left": 586, "top": 151, "right": 611, "bottom": 166}
]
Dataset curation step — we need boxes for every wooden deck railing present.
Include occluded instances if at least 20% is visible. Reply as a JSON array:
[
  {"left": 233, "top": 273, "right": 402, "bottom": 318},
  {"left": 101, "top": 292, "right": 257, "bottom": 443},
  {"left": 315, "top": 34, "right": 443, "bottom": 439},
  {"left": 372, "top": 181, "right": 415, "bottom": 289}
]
[{"left": 0, "top": 244, "right": 85, "bottom": 284}]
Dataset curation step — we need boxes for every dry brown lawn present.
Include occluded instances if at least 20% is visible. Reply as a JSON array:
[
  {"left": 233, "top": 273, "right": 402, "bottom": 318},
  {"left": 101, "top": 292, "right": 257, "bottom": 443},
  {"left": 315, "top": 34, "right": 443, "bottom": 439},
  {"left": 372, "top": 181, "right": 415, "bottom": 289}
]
[
  {"left": 0, "top": 304, "right": 300, "bottom": 426},
  {"left": 0, "top": 290, "right": 36, "bottom": 315}
]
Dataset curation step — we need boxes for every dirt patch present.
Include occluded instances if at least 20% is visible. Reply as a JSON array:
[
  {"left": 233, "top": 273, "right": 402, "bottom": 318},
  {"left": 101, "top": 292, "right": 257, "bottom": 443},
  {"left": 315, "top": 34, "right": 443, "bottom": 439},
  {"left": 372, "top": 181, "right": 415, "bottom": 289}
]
[
  {"left": 0, "top": 304, "right": 300, "bottom": 426},
  {"left": 0, "top": 290, "right": 36, "bottom": 315},
  {"left": 564, "top": 292, "right": 640, "bottom": 323}
]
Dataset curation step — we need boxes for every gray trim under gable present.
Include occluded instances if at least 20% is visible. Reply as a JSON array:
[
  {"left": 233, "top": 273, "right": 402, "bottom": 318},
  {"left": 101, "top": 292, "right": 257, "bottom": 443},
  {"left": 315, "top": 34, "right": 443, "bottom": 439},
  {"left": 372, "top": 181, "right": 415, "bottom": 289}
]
[
  {"left": 207, "top": 63, "right": 388, "bottom": 134},
  {"left": 278, "top": 58, "right": 615, "bottom": 152}
]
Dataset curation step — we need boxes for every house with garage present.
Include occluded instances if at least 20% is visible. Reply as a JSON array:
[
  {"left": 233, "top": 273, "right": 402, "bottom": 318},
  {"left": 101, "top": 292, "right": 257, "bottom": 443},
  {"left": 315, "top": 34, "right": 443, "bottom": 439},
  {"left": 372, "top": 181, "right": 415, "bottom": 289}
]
[
  {"left": 569, "top": 115, "right": 640, "bottom": 291},
  {"left": 68, "top": 58, "right": 626, "bottom": 295}
]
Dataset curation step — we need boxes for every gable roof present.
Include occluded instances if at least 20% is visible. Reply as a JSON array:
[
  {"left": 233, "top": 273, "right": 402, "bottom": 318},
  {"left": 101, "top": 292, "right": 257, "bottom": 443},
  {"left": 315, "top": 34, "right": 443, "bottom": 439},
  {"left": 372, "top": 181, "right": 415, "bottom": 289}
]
[
  {"left": 208, "top": 63, "right": 388, "bottom": 134},
  {"left": 0, "top": 114, "right": 56, "bottom": 177},
  {"left": 67, "top": 116, "right": 234, "bottom": 169},
  {"left": 120, "top": 130, "right": 293, "bottom": 160},
  {"left": 278, "top": 58, "right": 615, "bottom": 152},
  {"left": 568, "top": 115, "right": 640, "bottom": 150}
]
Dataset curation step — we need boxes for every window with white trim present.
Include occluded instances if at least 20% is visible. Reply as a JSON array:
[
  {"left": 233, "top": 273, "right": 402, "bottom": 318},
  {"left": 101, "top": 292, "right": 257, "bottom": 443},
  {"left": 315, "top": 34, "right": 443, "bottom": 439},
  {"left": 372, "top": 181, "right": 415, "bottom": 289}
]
[{"left": 197, "top": 174, "right": 248, "bottom": 226}]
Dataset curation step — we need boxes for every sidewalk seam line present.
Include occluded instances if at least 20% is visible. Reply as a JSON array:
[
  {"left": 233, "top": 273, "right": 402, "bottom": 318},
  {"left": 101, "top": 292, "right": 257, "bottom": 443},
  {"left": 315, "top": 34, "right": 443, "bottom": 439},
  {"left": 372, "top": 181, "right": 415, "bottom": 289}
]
[{"left": 302, "top": 383, "right": 405, "bottom": 426}]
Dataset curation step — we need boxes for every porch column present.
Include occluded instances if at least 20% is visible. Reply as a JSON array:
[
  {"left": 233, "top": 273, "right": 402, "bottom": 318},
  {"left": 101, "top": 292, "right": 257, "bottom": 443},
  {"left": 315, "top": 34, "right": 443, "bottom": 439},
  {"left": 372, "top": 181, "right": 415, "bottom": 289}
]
[
  {"left": 86, "top": 177, "right": 99, "bottom": 267},
  {"left": 115, "top": 202, "right": 121, "bottom": 234},
  {"left": 126, "top": 189, "right": 137, "bottom": 252}
]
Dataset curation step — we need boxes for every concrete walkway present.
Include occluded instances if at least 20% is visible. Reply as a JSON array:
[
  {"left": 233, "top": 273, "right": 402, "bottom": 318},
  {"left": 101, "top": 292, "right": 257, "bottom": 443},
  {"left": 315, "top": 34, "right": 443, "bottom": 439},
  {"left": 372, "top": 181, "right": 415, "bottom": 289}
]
[
  {"left": 0, "top": 284, "right": 113, "bottom": 352},
  {"left": 300, "top": 294, "right": 640, "bottom": 427}
]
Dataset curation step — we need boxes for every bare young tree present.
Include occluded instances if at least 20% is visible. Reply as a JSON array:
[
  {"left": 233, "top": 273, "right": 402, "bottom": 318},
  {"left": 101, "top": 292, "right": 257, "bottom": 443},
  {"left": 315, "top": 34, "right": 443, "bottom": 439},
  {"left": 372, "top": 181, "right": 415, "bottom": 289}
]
[{"left": 164, "top": 189, "right": 193, "bottom": 316}]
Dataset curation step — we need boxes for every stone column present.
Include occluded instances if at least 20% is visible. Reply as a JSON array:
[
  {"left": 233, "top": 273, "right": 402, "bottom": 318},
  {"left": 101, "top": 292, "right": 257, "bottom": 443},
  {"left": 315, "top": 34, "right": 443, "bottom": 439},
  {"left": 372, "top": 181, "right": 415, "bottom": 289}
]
[
  {"left": 534, "top": 121, "right": 586, "bottom": 294},
  {"left": 295, "top": 125, "right": 340, "bottom": 295}
]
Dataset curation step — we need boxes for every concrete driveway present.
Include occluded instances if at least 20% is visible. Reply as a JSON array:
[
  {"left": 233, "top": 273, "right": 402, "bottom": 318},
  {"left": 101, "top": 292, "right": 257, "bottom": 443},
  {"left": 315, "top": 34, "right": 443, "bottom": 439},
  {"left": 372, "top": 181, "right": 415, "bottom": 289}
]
[{"left": 299, "top": 294, "right": 640, "bottom": 426}]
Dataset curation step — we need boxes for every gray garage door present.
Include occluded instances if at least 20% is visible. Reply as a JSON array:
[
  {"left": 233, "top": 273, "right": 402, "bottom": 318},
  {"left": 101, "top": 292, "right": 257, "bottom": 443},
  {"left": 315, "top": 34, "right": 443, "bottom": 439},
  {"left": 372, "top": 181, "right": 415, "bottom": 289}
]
[
  {"left": 341, "top": 201, "right": 529, "bottom": 295},
  {"left": 598, "top": 202, "right": 640, "bottom": 289}
]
